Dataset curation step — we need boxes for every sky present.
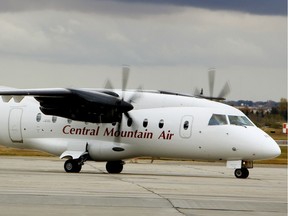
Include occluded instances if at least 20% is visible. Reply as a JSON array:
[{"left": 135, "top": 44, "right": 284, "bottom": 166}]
[{"left": 0, "top": 0, "right": 286, "bottom": 101}]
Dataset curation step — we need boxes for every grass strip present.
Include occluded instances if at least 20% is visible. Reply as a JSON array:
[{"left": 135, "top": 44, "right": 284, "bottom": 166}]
[{"left": 0, "top": 145, "right": 286, "bottom": 164}]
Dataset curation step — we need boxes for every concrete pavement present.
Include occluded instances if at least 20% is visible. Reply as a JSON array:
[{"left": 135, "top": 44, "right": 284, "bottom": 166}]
[{"left": 0, "top": 157, "right": 286, "bottom": 216}]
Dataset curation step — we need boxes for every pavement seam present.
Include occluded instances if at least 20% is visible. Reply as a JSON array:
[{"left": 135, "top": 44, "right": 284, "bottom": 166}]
[
  {"left": 121, "top": 179, "right": 186, "bottom": 216},
  {"left": 88, "top": 167, "right": 187, "bottom": 216}
]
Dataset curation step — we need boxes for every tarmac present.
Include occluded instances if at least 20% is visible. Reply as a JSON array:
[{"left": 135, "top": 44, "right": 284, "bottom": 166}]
[{"left": 0, "top": 157, "right": 286, "bottom": 216}]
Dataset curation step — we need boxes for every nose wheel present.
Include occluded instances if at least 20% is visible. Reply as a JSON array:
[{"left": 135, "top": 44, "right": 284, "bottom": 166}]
[{"left": 234, "top": 168, "right": 249, "bottom": 179}]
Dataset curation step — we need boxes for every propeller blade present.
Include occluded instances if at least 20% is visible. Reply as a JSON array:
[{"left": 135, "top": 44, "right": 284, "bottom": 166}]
[
  {"left": 218, "top": 81, "right": 231, "bottom": 99},
  {"left": 103, "top": 66, "right": 138, "bottom": 147},
  {"left": 208, "top": 68, "right": 215, "bottom": 97},
  {"left": 124, "top": 112, "right": 138, "bottom": 131},
  {"left": 114, "top": 112, "right": 136, "bottom": 144},
  {"left": 122, "top": 66, "right": 130, "bottom": 93},
  {"left": 121, "top": 65, "right": 130, "bottom": 103},
  {"left": 194, "top": 87, "right": 201, "bottom": 96},
  {"left": 194, "top": 68, "right": 231, "bottom": 101},
  {"left": 128, "top": 86, "right": 143, "bottom": 103},
  {"left": 104, "top": 79, "right": 114, "bottom": 90},
  {"left": 114, "top": 65, "right": 133, "bottom": 145},
  {"left": 115, "top": 120, "right": 122, "bottom": 144}
]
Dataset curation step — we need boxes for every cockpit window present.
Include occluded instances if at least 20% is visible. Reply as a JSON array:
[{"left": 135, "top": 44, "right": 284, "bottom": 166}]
[
  {"left": 208, "top": 114, "right": 228, "bottom": 125},
  {"left": 228, "top": 115, "right": 254, "bottom": 126}
]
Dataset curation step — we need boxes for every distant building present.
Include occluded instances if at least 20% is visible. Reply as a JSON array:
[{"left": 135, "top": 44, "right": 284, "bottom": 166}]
[{"left": 283, "top": 123, "right": 288, "bottom": 134}]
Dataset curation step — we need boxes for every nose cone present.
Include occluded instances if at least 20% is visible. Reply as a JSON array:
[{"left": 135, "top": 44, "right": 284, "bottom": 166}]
[
  {"left": 268, "top": 140, "right": 281, "bottom": 158},
  {"left": 121, "top": 100, "right": 134, "bottom": 112},
  {"left": 256, "top": 131, "right": 281, "bottom": 160},
  {"left": 115, "top": 99, "right": 134, "bottom": 113}
]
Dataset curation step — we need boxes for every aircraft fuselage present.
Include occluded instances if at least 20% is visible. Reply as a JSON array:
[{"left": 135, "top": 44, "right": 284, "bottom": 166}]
[{"left": 0, "top": 90, "right": 281, "bottom": 178}]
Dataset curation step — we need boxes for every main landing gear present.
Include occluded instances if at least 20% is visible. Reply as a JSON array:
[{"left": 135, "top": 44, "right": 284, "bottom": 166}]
[
  {"left": 106, "top": 161, "right": 124, "bottom": 174},
  {"left": 64, "top": 159, "right": 83, "bottom": 173},
  {"left": 64, "top": 159, "right": 125, "bottom": 174}
]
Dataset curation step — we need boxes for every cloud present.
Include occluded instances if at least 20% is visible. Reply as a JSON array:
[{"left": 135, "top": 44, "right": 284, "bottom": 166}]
[
  {"left": 0, "top": 0, "right": 286, "bottom": 16},
  {"left": 0, "top": 0, "right": 181, "bottom": 18},
  {"left": 0, "top": 8, "right": 285, "bottom": 67},
  {"left": 0, "top": 1, "right": 286, "bottom": 100},
  {"left": 119, "top": 0, "right": 287, "bottom": 16}
]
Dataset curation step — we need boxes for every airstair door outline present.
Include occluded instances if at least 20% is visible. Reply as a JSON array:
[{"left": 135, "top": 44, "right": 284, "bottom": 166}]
[
  {"left": 9, "top": 108, "right": 23, "bottom": 143},
  {"left": 179, "top": 115, "right": 193, "bottom": 138}
]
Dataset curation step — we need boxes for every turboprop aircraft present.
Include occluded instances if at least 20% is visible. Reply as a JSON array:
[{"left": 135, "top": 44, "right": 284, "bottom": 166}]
[{"left": 0, "top": 68, "right": 281, "bottom": 178}]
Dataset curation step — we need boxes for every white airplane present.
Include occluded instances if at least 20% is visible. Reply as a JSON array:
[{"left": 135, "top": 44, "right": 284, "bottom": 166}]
[{"left": 0, "top": 70, "right": 281, "bottom": 179}]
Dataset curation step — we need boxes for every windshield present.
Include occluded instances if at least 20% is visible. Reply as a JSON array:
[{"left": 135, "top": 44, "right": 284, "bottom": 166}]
[
  {"left": 228, "top": 115, "right": 254, "bottom": 126},
  {"left": 208, "top": 114, "right": 228, "bottom": 125}
]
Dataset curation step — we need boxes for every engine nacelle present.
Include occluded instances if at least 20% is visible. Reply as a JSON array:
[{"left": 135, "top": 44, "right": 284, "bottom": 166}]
[{"left": 88, "top": 141, "right": 139, "bottom": 161}]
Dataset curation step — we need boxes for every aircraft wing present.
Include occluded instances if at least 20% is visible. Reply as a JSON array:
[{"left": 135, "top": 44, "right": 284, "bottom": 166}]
[{"left": 0, "top": 88, "right": 133, "bottom": 123}]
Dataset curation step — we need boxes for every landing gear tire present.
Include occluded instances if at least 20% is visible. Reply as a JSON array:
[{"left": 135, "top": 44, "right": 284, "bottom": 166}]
[
  {"left": 106, "top": 161, "right": 124, "bottom": 174},
  {"left": 234, "top": 168, "right": 249, "bottom": 179},
  {"left": 64, "top": 159, "right": 82, "bottom": 173}
]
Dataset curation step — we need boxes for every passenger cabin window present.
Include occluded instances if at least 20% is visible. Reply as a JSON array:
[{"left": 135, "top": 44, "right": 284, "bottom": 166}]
[
  {"left": 159, "top": 119, "right": 164, "bottom": 128},
  {"left": 208, "top": 114, "right": 227, "bottom": 126},
  {"left": 143, "top": 119, "right": 148, "bottom": 128},
  {"left": 228, "top": 115, "right": 254, "bottom": 126},
  {"left": 183, "top": 121, "right": 189, "bottom": 130},
  {"left": 36, "top": 113, "right": 42, "bottom": 122}
]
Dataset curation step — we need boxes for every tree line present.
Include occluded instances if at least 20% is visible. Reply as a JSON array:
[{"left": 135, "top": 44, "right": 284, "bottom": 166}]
[{"left": 237, "top": 98, "right": 287, "bottom": 128}]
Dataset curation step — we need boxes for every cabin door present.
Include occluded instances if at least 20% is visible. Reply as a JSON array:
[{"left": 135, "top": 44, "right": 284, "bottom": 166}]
[
  {"left": 179, "top": 115, "right": 193, "bottom": 138},
  {"left": 9, "top": 108, "right": 23, "bottom": 143}
]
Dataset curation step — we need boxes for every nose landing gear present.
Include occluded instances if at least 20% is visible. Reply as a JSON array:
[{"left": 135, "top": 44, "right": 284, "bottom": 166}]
[
  {"left": 234, "top": 168, "right": 249, "bottom": 179},
  {"left": 227, "top": 160, "right": 253, "bottom": 179}
]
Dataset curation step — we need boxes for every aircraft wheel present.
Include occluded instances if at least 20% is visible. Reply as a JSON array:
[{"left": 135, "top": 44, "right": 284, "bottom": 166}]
[
  {"left": 234, "top": 168, "right": 249, "bottom": 179},
  {"left": 64, "top": 159, "right": 82, "bottom": 173},
  {"left": 106, "top": 161, "right": 124, "bottom": 174}
]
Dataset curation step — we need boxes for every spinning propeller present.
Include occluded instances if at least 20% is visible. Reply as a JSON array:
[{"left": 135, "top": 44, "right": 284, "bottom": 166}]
[
  {"left": 105, "top": 66, "right": 142, "bottom": 143},
  {"left": 194, "top": 68, "right": 231, "bottom": 101},
  {"left": 119, "top": 66, "right": 135, "bottom": 126}
]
